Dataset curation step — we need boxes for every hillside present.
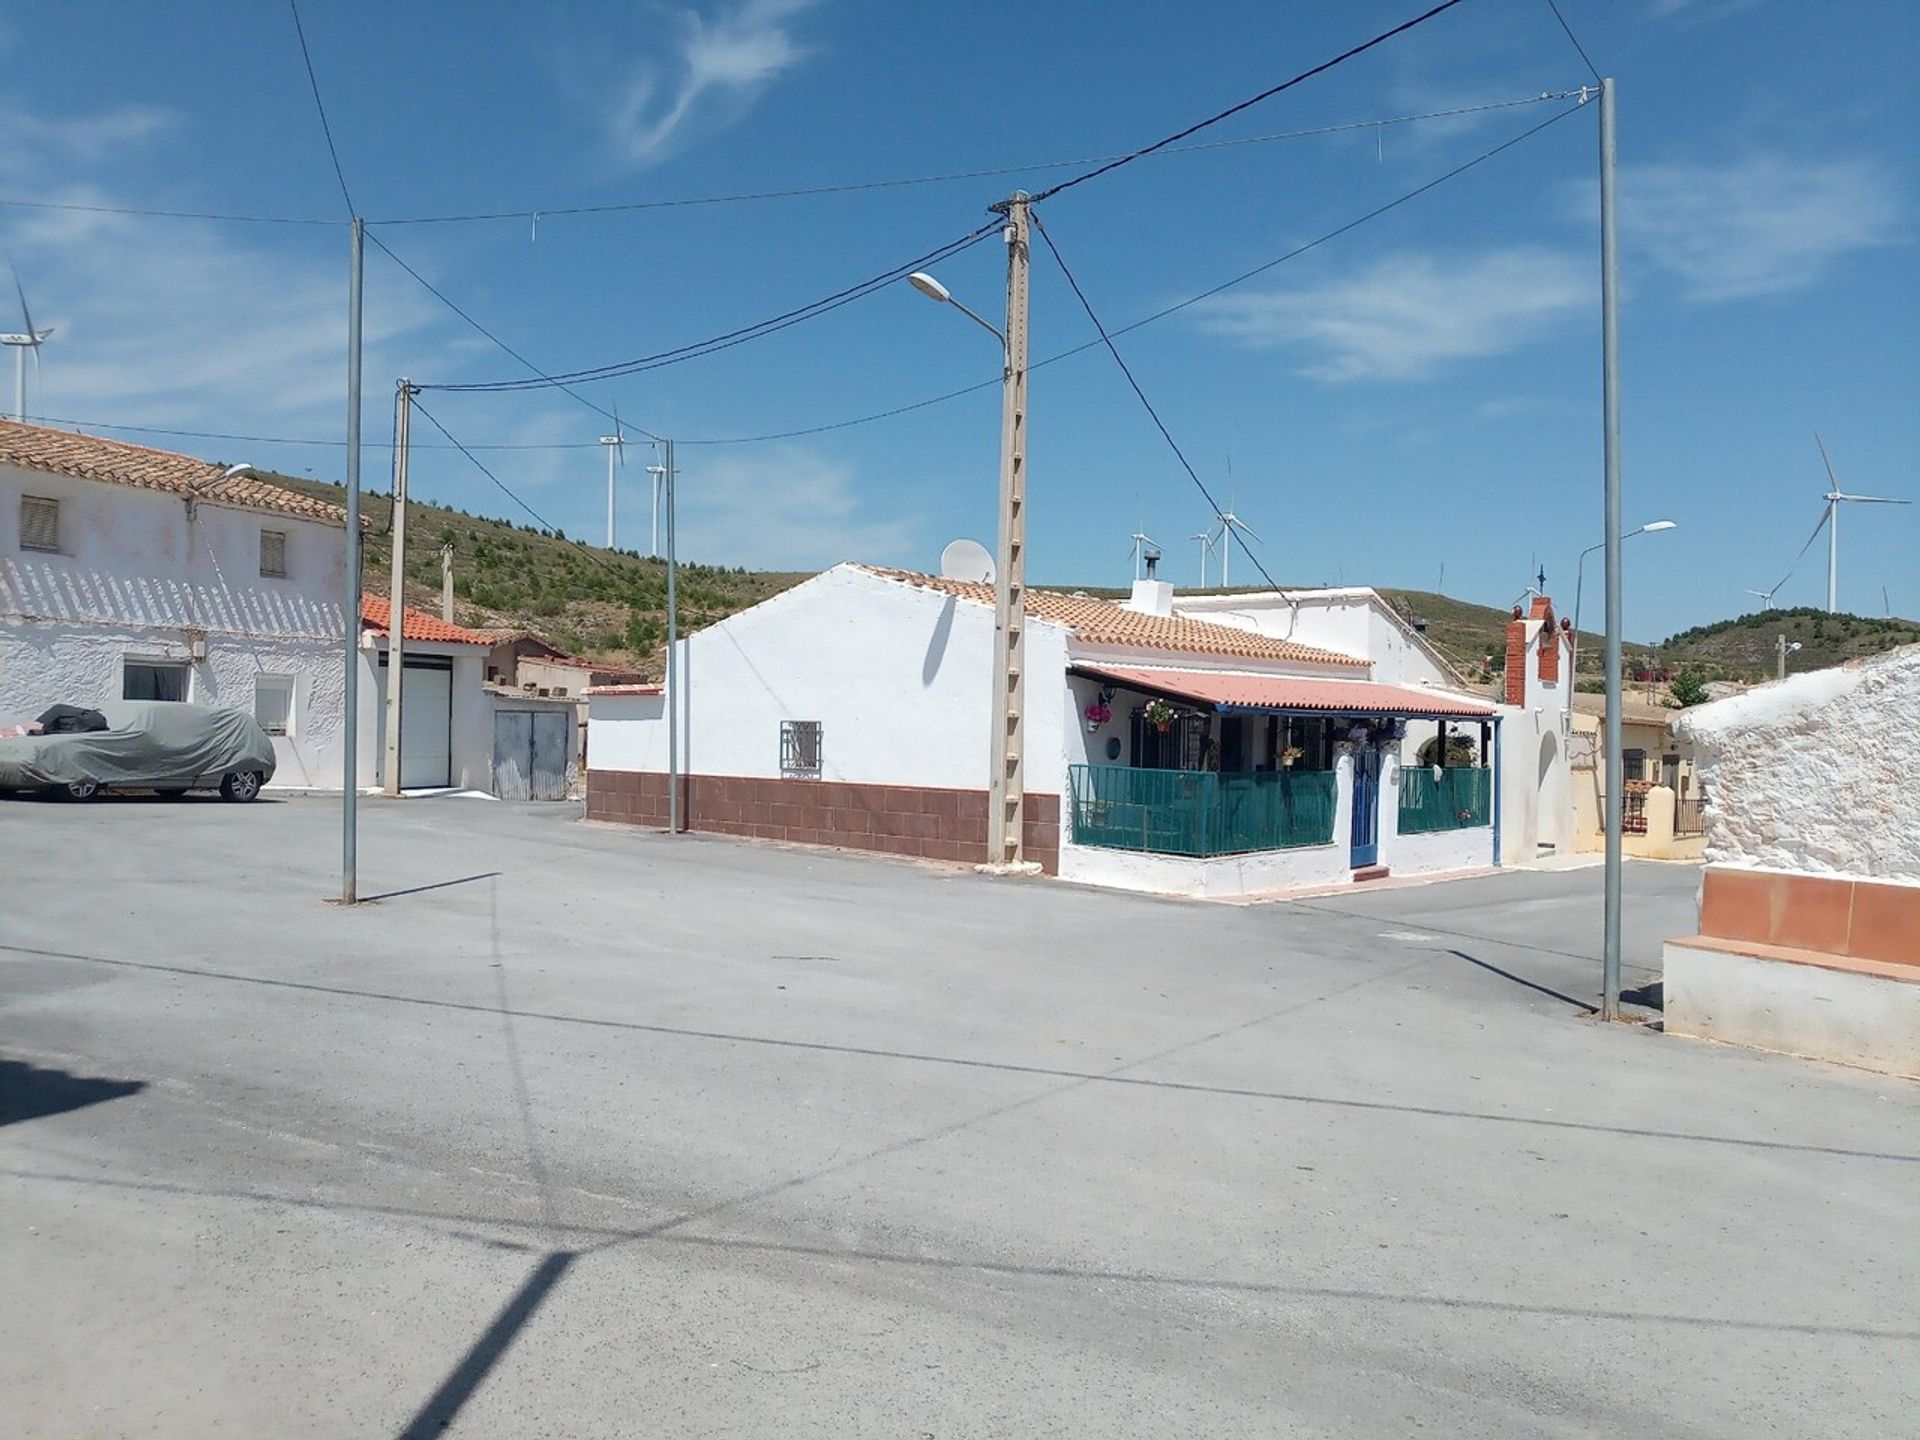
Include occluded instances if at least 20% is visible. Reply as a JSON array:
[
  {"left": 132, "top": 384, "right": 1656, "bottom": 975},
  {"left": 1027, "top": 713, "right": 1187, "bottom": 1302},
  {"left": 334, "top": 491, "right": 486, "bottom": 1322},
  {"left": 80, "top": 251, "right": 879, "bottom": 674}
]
[
  {"left": 253, "top": 474, "right": 1916, "bottom": 686},
  {"left": 262, "top": 474, "right": 809, "bottom": 674}
]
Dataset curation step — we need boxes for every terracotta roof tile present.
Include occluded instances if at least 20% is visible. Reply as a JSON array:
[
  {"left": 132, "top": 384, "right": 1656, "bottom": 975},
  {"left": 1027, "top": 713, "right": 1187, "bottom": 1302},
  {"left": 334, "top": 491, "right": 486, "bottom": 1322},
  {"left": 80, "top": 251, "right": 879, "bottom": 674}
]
[
  {"left": 856, "top": 566, "right": 1365, "bottom": 668},
  {"left": 0, "top": 420, "right": 351, "bottom": 526},
  {"left": 360, "top": 595, "right": 494, "bottom": 646}
]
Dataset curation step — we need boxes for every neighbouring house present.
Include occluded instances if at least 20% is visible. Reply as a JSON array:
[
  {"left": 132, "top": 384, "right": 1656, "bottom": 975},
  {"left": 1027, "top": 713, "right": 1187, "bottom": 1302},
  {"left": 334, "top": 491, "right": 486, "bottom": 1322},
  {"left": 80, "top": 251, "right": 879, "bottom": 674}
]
[
  {"left": 1662, "top": 645, "right": 1920, "bottom": 1076},
  {"left": 587, "top": 563, "right": 1521, "bottom": 898},
  {"left": 483, "top": 629, "right": 647, "bottom": 778},
  {"left": 0, "top": 419, "right": 352, "bottom": 789},
  {"left": 1568, "top": 691, "right": 1702, "bottom": 859},
  {"left": 360, "top": 597, "right": 577, "bottom": 799}
]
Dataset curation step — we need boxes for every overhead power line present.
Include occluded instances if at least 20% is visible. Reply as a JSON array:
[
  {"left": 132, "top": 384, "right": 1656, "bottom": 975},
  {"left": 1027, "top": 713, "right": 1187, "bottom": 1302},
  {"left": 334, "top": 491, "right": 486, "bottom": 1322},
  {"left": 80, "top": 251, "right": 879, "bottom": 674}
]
[
  {"left": 0, "top": 93, "right": 1577, "bottom": 230},
  {"left": 16, "top": 413, "right": 605, "bottom": 452},
  {"left": 1543, "top": 0, "right": 1603, "bottom": 86},
  {"left": 1029, "top": 0, "right": 1471, "bottom": 204},
  {"left": 424, "top": 221, "right": 1001, "bottom": 394},
  {"left": 365, "top": 229, "right": 662, "bottom": 441},
  {"left": 1032, "top": 212, "right": 1283, "bottom": 593},
  {"left": 679, "top": 99, "right": 1587, "bottom": 446},
  {"left": 286, "top": 0, "right": 356, "bottom": 217}
]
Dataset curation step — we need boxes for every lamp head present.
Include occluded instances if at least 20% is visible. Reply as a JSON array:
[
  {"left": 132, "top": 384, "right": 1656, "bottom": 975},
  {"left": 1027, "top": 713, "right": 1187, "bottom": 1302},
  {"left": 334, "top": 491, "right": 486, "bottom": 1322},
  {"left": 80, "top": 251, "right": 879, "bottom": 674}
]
[
  {"left": 906, "top": 271, "right": 952, "bottom": 304},
  {"left": 221, "top": 463, "right": 256, "bottom": 480},
  {"left": 1638, "top": 519, "right": 1677, "bottom": 534}
]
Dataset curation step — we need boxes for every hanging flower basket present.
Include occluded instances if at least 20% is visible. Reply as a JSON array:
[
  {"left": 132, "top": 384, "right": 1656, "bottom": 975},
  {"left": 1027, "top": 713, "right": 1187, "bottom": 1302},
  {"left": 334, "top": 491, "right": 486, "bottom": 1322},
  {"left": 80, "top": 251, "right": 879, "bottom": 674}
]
[
  {"left": 1143, "top": 698, "right": 1176, "bottom": 733},
  {"left": 1279, "top": 745, "right": 1304, "bottom": 769},
  {"left": 1083, "top": 700, "right": 1112, "bottom": 733}
]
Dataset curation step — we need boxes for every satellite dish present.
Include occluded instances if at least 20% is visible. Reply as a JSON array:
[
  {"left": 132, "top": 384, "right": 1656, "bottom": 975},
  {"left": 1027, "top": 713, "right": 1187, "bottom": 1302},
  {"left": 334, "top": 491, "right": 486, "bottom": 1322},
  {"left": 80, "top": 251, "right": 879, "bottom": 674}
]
[{"left": 939, "top": 538, "right": 994, "bottom": 583}]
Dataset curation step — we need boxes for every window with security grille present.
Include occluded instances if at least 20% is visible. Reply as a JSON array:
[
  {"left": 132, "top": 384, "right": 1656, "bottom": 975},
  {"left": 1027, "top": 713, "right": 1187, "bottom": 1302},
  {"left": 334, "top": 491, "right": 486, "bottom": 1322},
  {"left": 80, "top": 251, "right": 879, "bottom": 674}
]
[
  {"left": 255, "top": 675, "right": 294, "bottom": 736},
  {"left": 259, "top": 529, "right": 288, "bottom": 577},
  {"left": 780, "top": 720, "right": 822, "bottom": 777},
  {"left": 19, "top": 495, "right": 59, "bottom": 552}
]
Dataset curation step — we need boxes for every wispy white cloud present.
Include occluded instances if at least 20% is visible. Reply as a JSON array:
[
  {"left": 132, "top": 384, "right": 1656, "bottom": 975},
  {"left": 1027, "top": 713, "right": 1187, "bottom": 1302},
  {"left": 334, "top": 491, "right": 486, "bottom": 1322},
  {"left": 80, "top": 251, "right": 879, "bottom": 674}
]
[
  {"left": 1647, "top": 0, "right": 1764, "bottom": 20},
  {"left": 1195, "top": 247, "right": 1589, "bottom": 382},
  {"left": 676, "top": 446, "right": 917, "bottom": 570},
  {"left": 1613, "top": 154, "right": 1904, "bottom": 302},
  {"left": 607, "top": 0, "right": 815, "bottom": 168}
]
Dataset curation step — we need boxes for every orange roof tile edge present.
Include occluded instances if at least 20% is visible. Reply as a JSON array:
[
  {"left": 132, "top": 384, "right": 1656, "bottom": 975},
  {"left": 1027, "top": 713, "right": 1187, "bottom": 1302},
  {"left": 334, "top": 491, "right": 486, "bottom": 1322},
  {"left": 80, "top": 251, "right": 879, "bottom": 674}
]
[
  {"left": 0, "top": 419, "right": 352, "bottom": 527},
  {"left": 1073, "top": 665, "right": 1496, "bottom": 718},
  {"left": 360, "top": 595, "right": 495, "bottom": 646},
  {"left": 854, "top": 566, "right": 1365, "bottom": 668}
]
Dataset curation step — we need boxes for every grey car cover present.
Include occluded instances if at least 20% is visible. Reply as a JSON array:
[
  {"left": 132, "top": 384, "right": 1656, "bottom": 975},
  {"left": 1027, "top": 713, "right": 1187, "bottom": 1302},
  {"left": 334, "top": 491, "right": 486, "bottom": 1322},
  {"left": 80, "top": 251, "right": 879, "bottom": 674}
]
[{"left": 0, "top": 701, "right": 277, "bottom": 790}]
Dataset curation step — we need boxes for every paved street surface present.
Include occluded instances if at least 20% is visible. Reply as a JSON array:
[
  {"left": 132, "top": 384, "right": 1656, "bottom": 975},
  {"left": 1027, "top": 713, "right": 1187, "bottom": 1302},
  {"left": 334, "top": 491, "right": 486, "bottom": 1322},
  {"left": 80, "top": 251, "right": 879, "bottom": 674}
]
[{"left": 2, "top": 796, "right": 1915, "bottom": 1438}]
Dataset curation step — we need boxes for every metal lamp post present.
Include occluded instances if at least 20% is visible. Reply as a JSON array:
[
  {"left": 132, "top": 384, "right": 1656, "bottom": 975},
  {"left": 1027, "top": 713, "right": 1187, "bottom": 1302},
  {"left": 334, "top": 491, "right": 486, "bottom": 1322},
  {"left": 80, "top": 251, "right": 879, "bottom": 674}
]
[{"left": 1570, "top": 519, "right": 1675, "bottom": 683}]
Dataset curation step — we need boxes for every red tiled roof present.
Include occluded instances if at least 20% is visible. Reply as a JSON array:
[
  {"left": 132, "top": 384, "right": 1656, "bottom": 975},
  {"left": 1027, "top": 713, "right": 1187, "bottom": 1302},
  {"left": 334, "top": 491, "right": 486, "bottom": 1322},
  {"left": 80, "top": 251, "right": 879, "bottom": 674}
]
[
  {"left": 856, "top": 566, "right": 1365, "bottom": 668},
  {"left": 0, "top": 419, "right": 351, "bottom": 525},
  {"left": 1072, "top": 665, "right": 1495, "bottom": 718},
  {"left": 585, "top": 683, "right": 663, "bottom": 697},
  {"left": 360, "top": 595, "right": 494, "bottom": 646}
]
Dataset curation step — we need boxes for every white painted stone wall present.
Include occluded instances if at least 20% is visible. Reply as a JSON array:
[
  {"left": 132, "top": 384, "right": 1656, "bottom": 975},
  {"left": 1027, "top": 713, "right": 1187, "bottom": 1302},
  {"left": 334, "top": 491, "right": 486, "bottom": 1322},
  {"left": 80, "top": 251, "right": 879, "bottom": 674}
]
[
  {"left": 1379, "top": 751, "right": 1496, "bottom": 874},
  {"left": 588, "top": 565, "right": 1075, "bottom": 796},
  {"left": 1675, "top": 645, "right": 1920, "bottom": 882},
  {"left": 358, "top": 639, "right": 496, "bottom": 793},
  {"left": 1, "top": 465, "right": 349, "bottom": 788},
  {"left": 1057, "top": 837, "right": 1349, "bottom": 897}
]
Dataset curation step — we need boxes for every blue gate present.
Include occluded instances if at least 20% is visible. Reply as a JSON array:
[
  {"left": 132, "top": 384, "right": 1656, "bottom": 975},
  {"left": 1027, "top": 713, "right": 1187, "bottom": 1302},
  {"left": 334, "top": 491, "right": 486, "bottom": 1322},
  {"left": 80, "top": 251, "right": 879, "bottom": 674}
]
[{"left": 1350, "top": 745, "right": 1381, "bottom": 867}]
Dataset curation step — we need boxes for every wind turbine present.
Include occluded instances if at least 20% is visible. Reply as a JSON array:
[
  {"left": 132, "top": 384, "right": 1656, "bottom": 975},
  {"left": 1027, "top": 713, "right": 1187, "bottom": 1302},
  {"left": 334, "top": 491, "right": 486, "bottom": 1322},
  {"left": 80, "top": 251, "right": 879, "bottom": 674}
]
[
  {"left": 3, "top": 261, "right": 54, "bottom": 423},
  {"left": 1813, "top": 434, "right": 1909, "bottom": 613},
  {"left": 1213, "top": 505, "right": 1260, "bottom": 588},
  {"left": 1742, "top": 585, "right": 1780, "bottom": 612},
  {"left": 1126, "top": 527, "right": 1161, "bottom": 581},
  {"left": 599, "top": 404, "right": 626, "bottom": 549},
  {"left": 1187, "top": 529, "right": 1218, "bottom": 588}
]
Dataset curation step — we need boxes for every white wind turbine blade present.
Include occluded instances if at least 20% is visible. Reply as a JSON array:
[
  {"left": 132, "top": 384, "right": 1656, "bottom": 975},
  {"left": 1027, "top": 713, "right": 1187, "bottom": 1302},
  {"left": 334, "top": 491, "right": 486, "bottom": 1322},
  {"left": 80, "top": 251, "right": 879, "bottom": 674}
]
[
  {"left": 1228, "top": 515, "right": 1263, "bottom": 545},
  {"left": 1815, "top": 432, "right": 1840, "bottom": 492},
  {"left": 1833, "top": 494, "right": 1910, "bottom": 505}
]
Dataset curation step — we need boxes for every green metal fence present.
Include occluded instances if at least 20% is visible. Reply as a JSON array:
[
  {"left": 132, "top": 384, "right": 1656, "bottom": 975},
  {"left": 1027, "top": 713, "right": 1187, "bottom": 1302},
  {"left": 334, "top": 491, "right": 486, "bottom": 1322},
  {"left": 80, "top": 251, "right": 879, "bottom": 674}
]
[
  {"left": 1397, "top": 765, "right": 1492, "bottom": 834},
  {"left": 1067, "top": 764, "right": 1338, "bottom": 857}
]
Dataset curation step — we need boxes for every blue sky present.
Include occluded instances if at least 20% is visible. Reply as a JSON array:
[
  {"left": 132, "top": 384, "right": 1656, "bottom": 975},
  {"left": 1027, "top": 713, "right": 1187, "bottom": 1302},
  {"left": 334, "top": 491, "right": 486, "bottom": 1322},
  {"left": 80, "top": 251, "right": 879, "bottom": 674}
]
[{"left": 3, "top": 0, "right": 1914, "bottom": 640}]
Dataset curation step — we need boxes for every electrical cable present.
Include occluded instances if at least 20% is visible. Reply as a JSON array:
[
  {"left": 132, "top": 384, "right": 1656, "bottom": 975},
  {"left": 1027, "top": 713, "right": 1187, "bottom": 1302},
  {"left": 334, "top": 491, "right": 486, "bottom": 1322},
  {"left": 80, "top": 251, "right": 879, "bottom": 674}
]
[
  {"left": 0, "top": 92, "right": 1577, "bottom": 230},
  {"left": 16, "top": 414, "right": 605, "bottom": 451},
  {"left": 286, "top": 0, "right": 356, "bottom": 217},
  {"left": 423, "top": 221, "right": 1001, "bottom": 393},
  {"left": 678, "top": 100, "right": 1586, "bottom": 446},
  {"left": 366, "top": 93, "right": 1572, "bottom": 226},
  {"left": 1543, "top": 0, "right": 1603, "bottom": 86},
  {"left": 1031, "top": 211, "right": 1284, "bottom": 593},
  {"left": 1028, "top": 0, "right": 1470, "bottom": 204},
  {"left": 365, "top": 229, "right": 662, "bottom": 440}
]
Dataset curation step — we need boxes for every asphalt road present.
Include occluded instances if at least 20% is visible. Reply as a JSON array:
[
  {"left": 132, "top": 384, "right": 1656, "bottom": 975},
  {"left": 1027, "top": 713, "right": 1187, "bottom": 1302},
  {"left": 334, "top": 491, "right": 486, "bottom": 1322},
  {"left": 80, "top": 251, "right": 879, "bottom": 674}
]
[{"left": 2, "top": 795, "right": 1915, "bottom": 1438}]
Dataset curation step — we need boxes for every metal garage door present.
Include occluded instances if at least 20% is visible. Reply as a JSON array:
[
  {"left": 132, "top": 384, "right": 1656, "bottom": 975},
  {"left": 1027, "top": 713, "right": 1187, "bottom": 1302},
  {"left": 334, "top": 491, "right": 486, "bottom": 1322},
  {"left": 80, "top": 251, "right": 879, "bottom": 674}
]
[
  {"left": 493, "top": 710, "right": 569, "bottom": 801},
  {"left": 379, "top": 655, "right": 453, "bottom": 790}
]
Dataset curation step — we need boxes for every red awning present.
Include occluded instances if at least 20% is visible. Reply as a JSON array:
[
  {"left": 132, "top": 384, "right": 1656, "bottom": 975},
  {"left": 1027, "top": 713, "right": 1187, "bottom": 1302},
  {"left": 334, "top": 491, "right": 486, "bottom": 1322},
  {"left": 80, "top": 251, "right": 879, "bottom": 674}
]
[{"left": 1072, "top": 665, "right": 1495, "bottom": 719}]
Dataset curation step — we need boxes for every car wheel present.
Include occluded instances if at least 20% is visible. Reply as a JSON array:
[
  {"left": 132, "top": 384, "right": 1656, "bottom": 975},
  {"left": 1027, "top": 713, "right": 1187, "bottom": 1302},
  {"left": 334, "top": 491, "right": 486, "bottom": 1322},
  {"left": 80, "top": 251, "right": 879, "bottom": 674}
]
[
  {"left": 220, "top": 770, "right": 264, "bottom": 803},
  {"left": 66, "top": 778, "right": 101, "bottom": 801}
]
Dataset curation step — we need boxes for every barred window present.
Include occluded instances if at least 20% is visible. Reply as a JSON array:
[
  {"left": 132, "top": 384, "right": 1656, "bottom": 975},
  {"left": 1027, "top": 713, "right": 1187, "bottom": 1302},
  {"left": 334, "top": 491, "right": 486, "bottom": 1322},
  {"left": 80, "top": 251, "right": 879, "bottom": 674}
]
[
  {"left": 255, "top": 675, "right": 294, "bottom": 736},
  {"left": 259, "top": 529, "right": 288, "bottom": 577},
  {"left": 19, "top": 495, "right": 59, "bottom": 552},
  {"left": 780, "top": 720, "right": 822, "bottom": 777}
]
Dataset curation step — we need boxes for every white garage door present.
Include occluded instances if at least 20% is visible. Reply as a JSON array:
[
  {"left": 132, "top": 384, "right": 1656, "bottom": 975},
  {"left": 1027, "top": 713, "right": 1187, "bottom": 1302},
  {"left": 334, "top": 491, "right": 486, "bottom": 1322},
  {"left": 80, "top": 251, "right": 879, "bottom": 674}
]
[{"left": 380, "top": 657, "right": 453, "bottom": 790}]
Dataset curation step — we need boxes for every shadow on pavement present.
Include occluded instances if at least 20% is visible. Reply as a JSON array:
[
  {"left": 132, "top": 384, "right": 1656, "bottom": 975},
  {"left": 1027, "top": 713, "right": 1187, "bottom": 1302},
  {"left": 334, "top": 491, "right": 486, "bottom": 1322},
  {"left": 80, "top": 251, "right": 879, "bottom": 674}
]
[
  {"left": 0, "top": 1057, "right": 145, "bottom": 1127},
  {"left": 1446, "top": 948, "right": 1598, "bottom": 1014}
]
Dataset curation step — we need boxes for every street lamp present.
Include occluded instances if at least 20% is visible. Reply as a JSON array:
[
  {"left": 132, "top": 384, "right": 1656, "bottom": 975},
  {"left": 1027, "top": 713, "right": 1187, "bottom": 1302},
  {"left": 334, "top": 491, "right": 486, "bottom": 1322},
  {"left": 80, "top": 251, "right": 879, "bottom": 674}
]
[
  {"left": 1571, "top": 519, "right": 1676, "bottom": 681},
  {"left": 904, "top": 195, "right": 1032, "bottom": 868}
]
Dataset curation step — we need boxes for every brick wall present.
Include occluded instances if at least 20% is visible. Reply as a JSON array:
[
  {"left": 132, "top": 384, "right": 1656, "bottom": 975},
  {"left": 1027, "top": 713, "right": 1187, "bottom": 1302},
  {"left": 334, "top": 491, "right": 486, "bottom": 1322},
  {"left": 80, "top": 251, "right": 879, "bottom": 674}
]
[
  {"left": 587, "top": 770, "right": 1061, "bottom": 875},
  {"left": 1504, "top": 616, "right": 1528, "bottom": 707}
]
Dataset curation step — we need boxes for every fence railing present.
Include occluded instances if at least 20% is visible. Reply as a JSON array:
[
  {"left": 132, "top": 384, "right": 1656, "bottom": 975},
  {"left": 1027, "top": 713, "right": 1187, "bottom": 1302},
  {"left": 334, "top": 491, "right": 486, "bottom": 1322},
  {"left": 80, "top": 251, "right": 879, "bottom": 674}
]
[
  {"left": 1067, "top": 764, "right": 1337, "bottom": 857},
  {"left": 1673, "top": 794, "right": 1704, "bottom": 836},
  {"left": 1397, "top": 766, "right": 1492, "bottom": 834}
]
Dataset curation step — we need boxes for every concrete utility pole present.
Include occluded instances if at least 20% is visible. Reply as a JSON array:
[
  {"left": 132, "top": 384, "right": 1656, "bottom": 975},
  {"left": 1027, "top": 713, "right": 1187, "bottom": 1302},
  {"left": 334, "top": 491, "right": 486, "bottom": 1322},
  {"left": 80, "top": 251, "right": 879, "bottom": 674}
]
[
  {"left": 1598, "top": 77, "right": 1625, "bottom": 1021},
  {"left": 382, "top": 379, "right": 414, "bottom": 797},
  {"left": 440, "top": 542, "right": 455, "bottom": 622},
  {"left": 662, "top": 439, "right": 680, "bottom": 834},
  {"left": 989, "top": 193, "right": 1032, "bottom": 867},
  {"left": 1777, "top": 634, "right": 1801, "bottom": 679},
  {"left": 341, "top": 218, "right": 364, "bottom": 904}
]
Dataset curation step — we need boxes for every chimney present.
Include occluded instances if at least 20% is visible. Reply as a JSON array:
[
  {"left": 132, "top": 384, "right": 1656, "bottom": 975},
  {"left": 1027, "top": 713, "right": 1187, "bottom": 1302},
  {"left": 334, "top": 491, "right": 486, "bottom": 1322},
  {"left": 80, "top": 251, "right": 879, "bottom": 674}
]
[{"left": 1127, "top": 578, "right": 1175, "bottom": 617}]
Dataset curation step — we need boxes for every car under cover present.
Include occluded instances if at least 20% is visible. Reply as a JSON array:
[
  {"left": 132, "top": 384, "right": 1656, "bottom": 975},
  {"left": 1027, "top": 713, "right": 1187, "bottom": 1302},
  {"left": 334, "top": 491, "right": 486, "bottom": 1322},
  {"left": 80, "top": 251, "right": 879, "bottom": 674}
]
[{"left": 0, "top": 701, "right": 277, "bottom": 791}]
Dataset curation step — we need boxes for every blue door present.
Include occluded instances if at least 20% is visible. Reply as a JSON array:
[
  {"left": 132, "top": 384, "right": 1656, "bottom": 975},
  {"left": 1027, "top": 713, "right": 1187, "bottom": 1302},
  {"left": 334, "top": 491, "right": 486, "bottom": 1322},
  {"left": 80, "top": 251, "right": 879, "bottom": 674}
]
[{"left": 1350, "top": 744, "right": 1381, "bottom": 867}]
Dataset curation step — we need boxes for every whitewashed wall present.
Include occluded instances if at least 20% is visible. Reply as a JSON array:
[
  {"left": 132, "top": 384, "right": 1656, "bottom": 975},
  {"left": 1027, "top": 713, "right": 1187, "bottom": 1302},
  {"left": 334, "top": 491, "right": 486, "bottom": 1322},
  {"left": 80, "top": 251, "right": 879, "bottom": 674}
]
[
  {"left": 589, "top": 566, "right": 1075, "bottom": 796},
  {"left": 1, "top": 465, "right": 348, "bottom": 788},
  {"left": 1675, "top": 645, "right": 1920, "bottom": 881},
  {"left": 357, "top": 640, "right": 495, "bottom": 792}
]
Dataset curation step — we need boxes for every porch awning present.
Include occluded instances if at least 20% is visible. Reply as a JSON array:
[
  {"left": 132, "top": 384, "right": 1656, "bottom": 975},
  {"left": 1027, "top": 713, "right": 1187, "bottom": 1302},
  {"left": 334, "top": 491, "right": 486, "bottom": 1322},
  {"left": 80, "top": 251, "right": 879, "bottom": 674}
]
[{"left": 1071, "top": 665, "right": 1495, "bottom": 719}]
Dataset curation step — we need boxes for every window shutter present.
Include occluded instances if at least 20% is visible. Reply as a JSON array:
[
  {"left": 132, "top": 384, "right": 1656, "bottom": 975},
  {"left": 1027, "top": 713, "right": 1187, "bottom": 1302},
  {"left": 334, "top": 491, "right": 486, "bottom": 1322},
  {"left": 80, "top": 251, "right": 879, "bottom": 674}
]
[
  {"left": 19, "top": 496, "right": 59, "bottom": 552},
  {"left": 254, "top": 676, "right": 294, "bottom": 735},
  {"left": 260, "top": 530, "right": 288, "bottom": 577}
]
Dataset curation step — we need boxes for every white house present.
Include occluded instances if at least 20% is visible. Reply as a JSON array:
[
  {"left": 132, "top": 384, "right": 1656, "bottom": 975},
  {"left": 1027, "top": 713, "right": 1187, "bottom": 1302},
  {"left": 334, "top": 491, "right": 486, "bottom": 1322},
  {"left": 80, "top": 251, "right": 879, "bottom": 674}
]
[
  {"left": 1, "top": 419, "right": 351, "bottom": 789},
  {"left": 587, "top": 563, "right": 1510, "bottom": 897}
]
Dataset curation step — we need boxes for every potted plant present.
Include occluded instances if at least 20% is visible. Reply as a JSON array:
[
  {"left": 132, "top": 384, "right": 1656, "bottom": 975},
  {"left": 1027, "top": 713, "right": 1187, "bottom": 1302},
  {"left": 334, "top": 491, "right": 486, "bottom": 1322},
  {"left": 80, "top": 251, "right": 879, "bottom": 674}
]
[
  {"left": 1143, "top": 698, "right": 1175, "bottom": 733},
  {"left": 1279, "top": 745, "right": 1304, "bottom": 769},
  {"left": 1083, "top": 699, "right": 1112, "bottom": 733}
]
